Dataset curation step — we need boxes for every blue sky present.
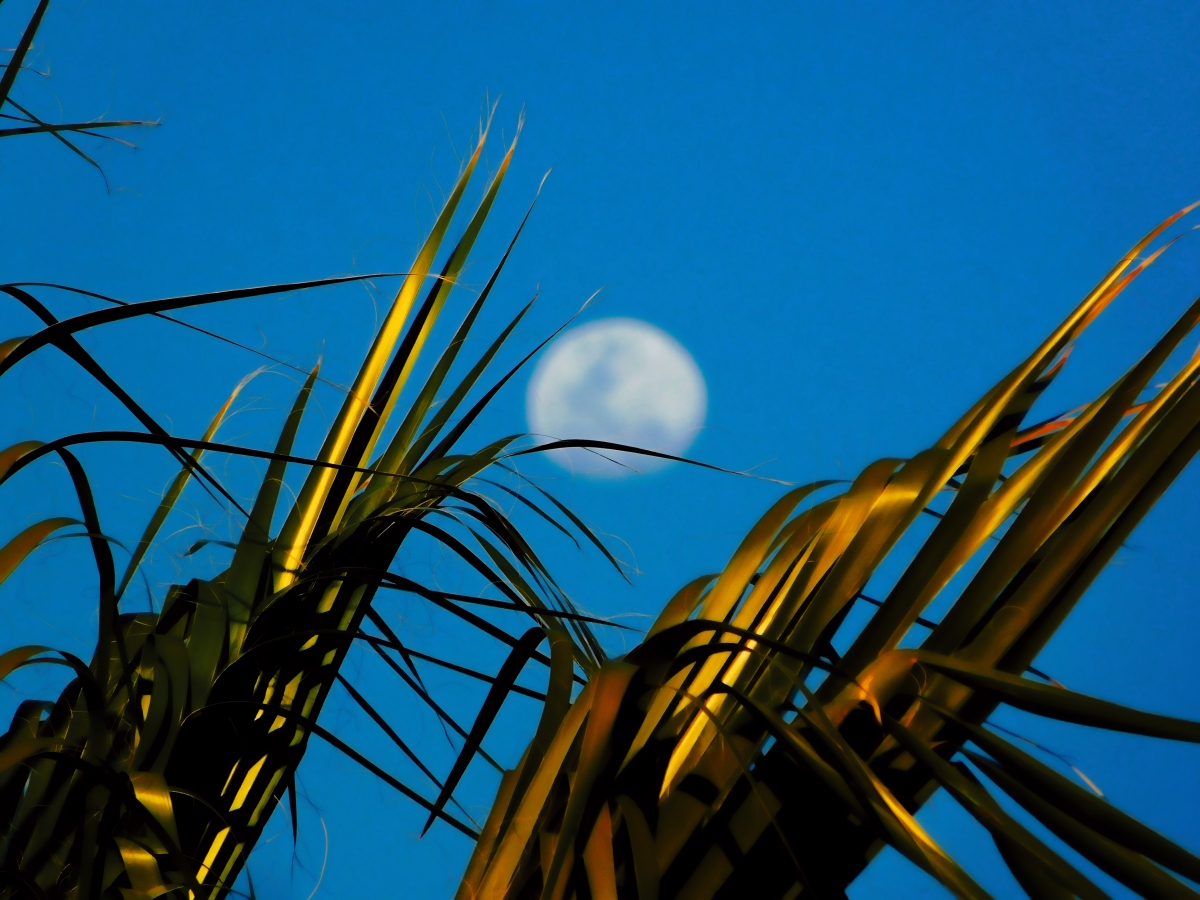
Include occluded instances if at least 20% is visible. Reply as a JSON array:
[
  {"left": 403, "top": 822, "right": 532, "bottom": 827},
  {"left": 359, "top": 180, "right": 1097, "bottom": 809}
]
[{"left": 2, "top": 2, "right": 1200, "bottom": 897}]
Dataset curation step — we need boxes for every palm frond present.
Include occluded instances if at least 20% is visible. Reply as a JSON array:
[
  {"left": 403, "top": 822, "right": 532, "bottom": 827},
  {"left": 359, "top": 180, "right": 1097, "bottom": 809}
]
[
  {"left": 0, "top": 123, "right": 617, "bottom": 900},
  {"left": 455, "top": 202, "right": 1200, "bottom": 900}
]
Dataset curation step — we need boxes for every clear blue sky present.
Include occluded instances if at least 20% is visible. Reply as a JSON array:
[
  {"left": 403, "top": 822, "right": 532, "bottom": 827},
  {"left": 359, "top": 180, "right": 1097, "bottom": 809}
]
[{"left": 2, "top": 2, "right": 1199, "bottom": 898}]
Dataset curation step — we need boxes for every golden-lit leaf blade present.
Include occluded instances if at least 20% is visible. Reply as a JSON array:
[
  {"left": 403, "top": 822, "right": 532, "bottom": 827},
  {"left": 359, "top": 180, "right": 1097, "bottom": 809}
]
[
  {"left": 0, "top": 440, "right": 42, "bottom": 482},
  {"left": 541, "top": 662, "right": 637, "bottom": 900},
  {"left": 697, "top": 486, "right": 814, "bottom": 623},
  {"left": 116, "top": 370, "right": 261, "bottom": 600},
  {"left": 225, "top": 365, "right": 319, "bottom": 656},
  {"left": 271, "top": 133, "right": 489, "bottom": 588},
  {"left": 368, "top": 137, "right": 522, "bottom": 478},
  {"left": 647, "top": 575, "right": 716, "bottom": 639},
  {"left": 0, "top": 518, "right": 79, "bottom": 587},
  {"left": 476, "top": 683, "right": 595, "bottom": 898},
  {"left": 582, "top": 804, "right": 618, "bottom": 900},
  {"left": 130, "top": 772, "right": 181, "bottom": 849}
]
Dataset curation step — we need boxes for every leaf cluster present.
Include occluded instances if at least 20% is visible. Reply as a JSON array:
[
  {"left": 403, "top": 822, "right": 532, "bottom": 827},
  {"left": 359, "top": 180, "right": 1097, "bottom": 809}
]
[{"left": 0, "top": 120, "right": 617, "bottom": 899}]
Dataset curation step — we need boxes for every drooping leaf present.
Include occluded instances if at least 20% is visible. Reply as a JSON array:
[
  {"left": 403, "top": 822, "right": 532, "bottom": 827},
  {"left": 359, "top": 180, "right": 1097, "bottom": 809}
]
[
  {"left": 422, "top": 628, "right": 546, "bottom": 836},
  {"left": 971, "top": 753, "right": 1200, "bottom": 900},
  {"left": 917, "top": 653, "right": 1200, "bottom": 742},
  {"left": 0, "top": 518, "right": 79, "bottom": 587},
  {"left": 945, "top": 711, "right": 1200, "bottom": 882}
]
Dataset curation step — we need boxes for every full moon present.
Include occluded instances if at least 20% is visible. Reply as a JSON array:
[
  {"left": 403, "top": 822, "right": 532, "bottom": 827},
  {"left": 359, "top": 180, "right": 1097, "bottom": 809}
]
[{"left": 525, "top": 318, "right": 707, "bottom": 476}]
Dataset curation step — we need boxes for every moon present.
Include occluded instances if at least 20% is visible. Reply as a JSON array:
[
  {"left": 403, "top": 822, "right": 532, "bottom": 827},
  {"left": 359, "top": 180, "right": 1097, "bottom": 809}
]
[{"left": 525, "top": 318, "right": 707, "bottom": 477}]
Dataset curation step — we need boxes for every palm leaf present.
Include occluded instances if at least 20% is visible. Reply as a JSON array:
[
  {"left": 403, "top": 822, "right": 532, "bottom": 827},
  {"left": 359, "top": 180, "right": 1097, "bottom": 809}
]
[
  {"left": 455, "top": 202, "right": 1200, "bottom": 900},
  {"left": 0, "top": 123, "right": 616, "bottom": 899}
]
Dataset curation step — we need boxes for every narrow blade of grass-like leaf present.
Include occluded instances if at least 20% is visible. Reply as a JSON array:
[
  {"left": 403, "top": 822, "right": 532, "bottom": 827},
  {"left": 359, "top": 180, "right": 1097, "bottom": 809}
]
[
  {"left": 2, "top": 285, "right": 247, "bottom": 516},
  {"left": 357, "top": 635, "right": 546, "bottom": 700},
  {"left": 225, "top": 365, "right": 318, "bottom": 656},
  {"left": 363, "top": 632, "right": 504, "bottom": 772},
  {"left": 422, "top": 627, "right": 545, "bottom": 835},
  {"left": 0, "top": 645, "right": 50, "bottom": 681},
  {"left": 917, "top": 653, "right": 1200, "bottom": 741},
  {"left": 0, "top": 119, "right": 151, "bottom": 138},
  {"left": 944, "top": 710, "right": 1200, "bottom": 881},
  {"left": 0, "top": 273, "right": 406, "bottom": 383},
  {"left": 116, "top": 370, "right": 261, "bottom": 600},
  {"left": 882, "top": 714, "right": 1108, "bottom": 899},
  {"left": 0, "top": 0, "right": 49, "bottom": 110},
  {"left": 206, "top": 701, "right": 480, "bottom": 838},
  {"left": 335, "top": 673, "right": 456, "bottom": 797},
  {"left": 3, "top": 100, "right": 112, "bottom": 184},
  {"left": 969, "top": 752, "right": 1199, "bottom": 900},
  {"left": 509, "top": 439, "right": 792, "bottom": 484},
  {"left": 498, "top": 466, "right": 631, "bottom": 581}
]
